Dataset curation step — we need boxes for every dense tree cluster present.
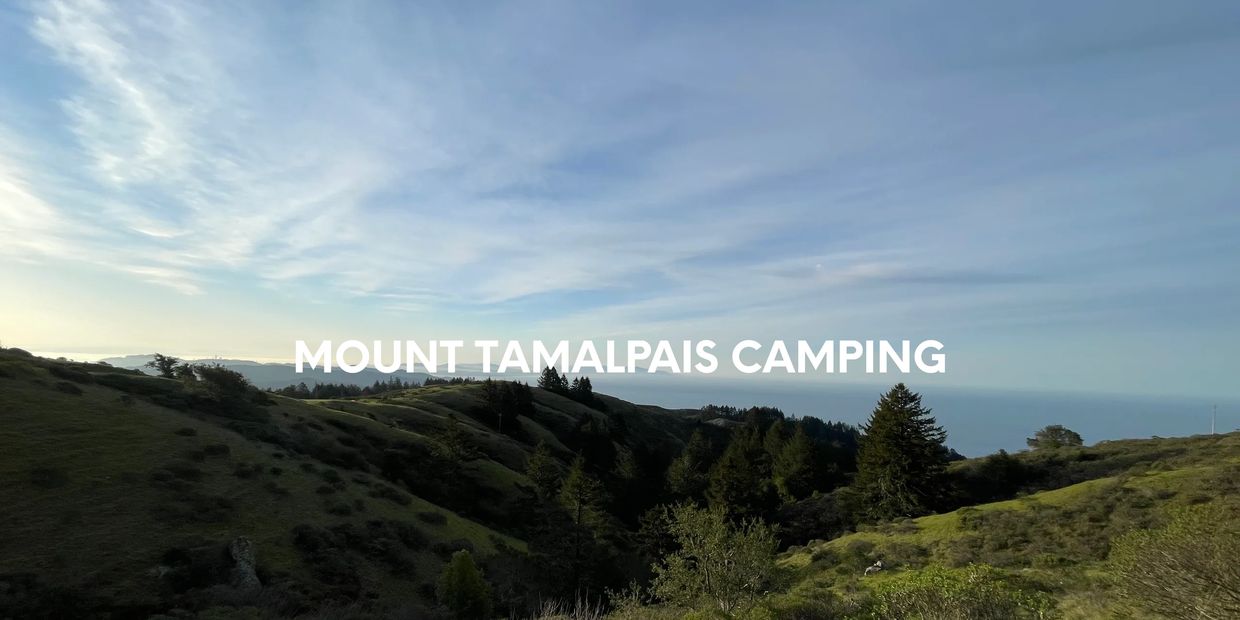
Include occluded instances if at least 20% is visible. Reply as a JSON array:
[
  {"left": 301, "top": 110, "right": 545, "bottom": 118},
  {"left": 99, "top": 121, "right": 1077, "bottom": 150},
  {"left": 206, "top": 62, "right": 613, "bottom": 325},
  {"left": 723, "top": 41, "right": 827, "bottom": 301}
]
[
  {"left": 538, "top": 367, "right": 600, "bottom": 408},
  {"left": 481, "top": 378, "right": 533, "bottom": 436},
  {"left": 270, "top": 377, "right": 419, "bottom": 399}
]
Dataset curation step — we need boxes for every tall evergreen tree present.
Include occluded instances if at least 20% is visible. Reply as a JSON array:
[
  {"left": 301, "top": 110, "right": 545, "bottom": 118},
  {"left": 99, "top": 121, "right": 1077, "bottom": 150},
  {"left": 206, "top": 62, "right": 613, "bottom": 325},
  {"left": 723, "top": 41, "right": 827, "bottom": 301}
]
[
  {"left": 559, "top": 455, "right": 608, "bottom": 590},
  {"left": 667, "top": 429, "right": 712, "bottom": 501},
  {"left": 763, "top": 421, "right": 787, "bottom": 461},
  {"left": 854, "top": 383, "right": 948, "bottom": 520},
  {"left": 707, "top": 427, "right": 777, "bottom": 520},
  {"left": 773, "top": 422, "right": 816, "bottom": 503}
]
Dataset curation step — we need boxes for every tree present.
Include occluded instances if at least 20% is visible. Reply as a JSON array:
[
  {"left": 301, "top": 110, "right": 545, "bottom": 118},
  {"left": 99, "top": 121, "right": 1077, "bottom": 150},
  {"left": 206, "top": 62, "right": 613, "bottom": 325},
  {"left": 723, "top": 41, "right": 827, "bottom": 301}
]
[
  {"left": 558, "top": 455, "right": 609, "bottom": 590},
  {"left": 483, "top": 379, "right": 532, "bottom": 435},
  {"left": 650, "top": 503, "right": 777, "bottom": 616},
  {"left": 437, "top": 549, "right": 493, "bottom": 620},
  {"left": 707, "top": 427, "right": 777, "bottom": 520},
  {"left": 1026, "top": 424, "right": 1083, "bottom": 450},
  {"left": 667, "top": 430, "right": 712, "bottom": 501},
  {"left": 762, "top": 421, "right": 787, "bottom": 461},
  {"left": 855, "top": 383, "right": 949, "bottom": 520},
  {"left": 559, "top": 455, "right": 607, "bottom": 529},
  {"left": 569, "top": 375, "right": 596, "bottom": 406},
  {"left": 538, "top": 367, "right": 569, "bottom": 394},
  {"left": 434, "top": 415, "right": 472, "bottom": 463},
  {"left": 1111, "top": 503, "right": 1240, "bottom": 619},
  {"left": 773, "top": 423, "right": 816, "bottom": 503},
  {"left": 145, "top": 353, "right": 181, "bottom": 379},
  {"left": 526, "top": 440, "right": 561, "bottom": 500}
]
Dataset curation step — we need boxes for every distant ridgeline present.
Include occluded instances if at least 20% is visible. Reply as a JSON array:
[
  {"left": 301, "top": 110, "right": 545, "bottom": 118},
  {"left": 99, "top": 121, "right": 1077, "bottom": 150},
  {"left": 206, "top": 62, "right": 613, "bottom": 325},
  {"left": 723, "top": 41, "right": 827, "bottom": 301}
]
[{"left": 1, "top": 346, "right": 1237, "bottom": 619}]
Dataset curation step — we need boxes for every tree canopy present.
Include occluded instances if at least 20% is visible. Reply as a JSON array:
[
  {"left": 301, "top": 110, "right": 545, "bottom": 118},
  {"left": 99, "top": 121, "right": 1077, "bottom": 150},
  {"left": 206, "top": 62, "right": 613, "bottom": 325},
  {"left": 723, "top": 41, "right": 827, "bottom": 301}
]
[{"left": 854, "top": 383, "right": 949, "bottom": 520}]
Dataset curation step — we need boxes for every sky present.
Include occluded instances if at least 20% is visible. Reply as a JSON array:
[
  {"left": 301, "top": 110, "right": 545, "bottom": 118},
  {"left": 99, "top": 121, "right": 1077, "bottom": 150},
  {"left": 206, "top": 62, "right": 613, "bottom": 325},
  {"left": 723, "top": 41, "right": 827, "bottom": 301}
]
[{"left": 0, "top": 0, "right": 1238, "bottom": 399}]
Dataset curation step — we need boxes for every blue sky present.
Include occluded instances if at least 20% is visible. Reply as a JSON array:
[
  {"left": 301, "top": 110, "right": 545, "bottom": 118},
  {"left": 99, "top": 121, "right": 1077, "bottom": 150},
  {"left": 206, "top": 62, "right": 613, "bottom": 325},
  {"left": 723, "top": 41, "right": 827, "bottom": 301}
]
[{"left": 0, "top": 0, "right": 1237, "bottom": 398}]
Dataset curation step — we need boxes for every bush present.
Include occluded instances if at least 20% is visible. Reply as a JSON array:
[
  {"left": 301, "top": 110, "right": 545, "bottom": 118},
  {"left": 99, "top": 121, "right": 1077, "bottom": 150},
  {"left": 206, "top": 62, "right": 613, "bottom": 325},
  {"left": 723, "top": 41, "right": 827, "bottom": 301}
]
[
  {"left": 203, "top": 443, "right": 231, "bottom": 457},
  {"left": 417, "top": 511, "right": 448, "bottom": 526},
  {"left": 54, "top": 381, "right": 84, "bottom": 395},
  {"left": 50, "top": 365, "right": 94, "bottom": 384},
  {"left": 1110, "top": 503, "right": 1240, "bottom": 619},
  {"left": 368, "top": 484, "right": 412, "bottom": 506},
  {"left": 263, "top": 481, "right": 290, "bottom": 496},
  {"left": 28, "top": 465, "right": 69, "bottom": 489},
  {"left": 867, "top": 564, "right": 1054, "bottom": 619},
  {"left": 437, "top": 550, "right": 492, "bottom": 620}
]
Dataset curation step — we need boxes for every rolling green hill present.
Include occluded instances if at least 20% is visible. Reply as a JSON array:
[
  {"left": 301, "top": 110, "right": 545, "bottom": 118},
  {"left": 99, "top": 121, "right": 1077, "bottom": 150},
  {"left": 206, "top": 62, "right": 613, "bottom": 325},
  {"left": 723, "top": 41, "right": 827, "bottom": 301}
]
[
  {"left": 769, "top": 432, "right": 1240, "bottom": 618},
  {"left": 0, "top": 348, "right": 701, "bottom": 617},
  {"left": 3, "top": 347, "right": 1237, "bottom": 619}
]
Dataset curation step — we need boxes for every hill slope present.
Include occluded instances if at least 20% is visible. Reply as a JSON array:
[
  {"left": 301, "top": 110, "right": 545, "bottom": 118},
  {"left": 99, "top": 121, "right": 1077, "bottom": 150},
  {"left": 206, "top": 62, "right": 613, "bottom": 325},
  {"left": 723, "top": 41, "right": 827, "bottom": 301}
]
[
  {"left": 0, "top": 348, "right": 701, "bottom": 617},
  {"left": 772, "top": 432, "right": 1240, "bottom": 618}
]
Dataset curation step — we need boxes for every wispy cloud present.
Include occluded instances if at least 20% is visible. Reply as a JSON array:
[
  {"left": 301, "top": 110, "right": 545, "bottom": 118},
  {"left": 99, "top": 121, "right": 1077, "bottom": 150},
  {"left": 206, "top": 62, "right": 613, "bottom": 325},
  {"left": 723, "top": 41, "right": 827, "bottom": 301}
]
[{"left": 0, "top": 0, "right": 1238, "bottom": 395}]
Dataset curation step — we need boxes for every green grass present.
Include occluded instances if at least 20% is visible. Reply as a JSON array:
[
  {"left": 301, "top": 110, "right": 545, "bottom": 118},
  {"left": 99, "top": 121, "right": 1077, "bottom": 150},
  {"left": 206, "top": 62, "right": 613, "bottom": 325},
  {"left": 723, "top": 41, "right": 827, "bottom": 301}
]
[{"left": 774, "top": 432, "right": 1240, "bottom": 617}]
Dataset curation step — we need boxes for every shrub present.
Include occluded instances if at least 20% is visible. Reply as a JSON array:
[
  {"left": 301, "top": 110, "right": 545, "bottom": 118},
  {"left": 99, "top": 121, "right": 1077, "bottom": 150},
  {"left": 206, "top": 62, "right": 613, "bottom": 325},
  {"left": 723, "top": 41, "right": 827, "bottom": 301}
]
[
  {"left": 203, "top": 444, "right": 231, "bottom": 457},
  {"left": 50, "top": 365, "right": 94, "bottom": 384},
  {"left": 263, "top": 481, "right": 290, "bottom": 496},
  {"left": 437, "top": 550, "right": 492, "bottom": 620},
  {"left": 164, "top": 462, "right": 205, "bottom": 481},
  {"left": 867, "top": 564, "right": 1054, "bottom": 619},
  {"left": 432, "top": 539, "right": 475, "bottom": 559},
  {"left": 54, "top": 381, "right": 84, "bottom": 395},
  {"left": 1110, "top": 503, "right": 1240, "bottom": 619},
  {"left": 417, "top": 511, "right": 448, "bottom": 526},
  {"left": 28, "top": 465, "right": 69, "bottom": 489},
  {"left": 650, "top": 504, "right": 777, "bottom": 616},
  {"left": 369, "top": 484, "right": 412, "bottom": 506}
]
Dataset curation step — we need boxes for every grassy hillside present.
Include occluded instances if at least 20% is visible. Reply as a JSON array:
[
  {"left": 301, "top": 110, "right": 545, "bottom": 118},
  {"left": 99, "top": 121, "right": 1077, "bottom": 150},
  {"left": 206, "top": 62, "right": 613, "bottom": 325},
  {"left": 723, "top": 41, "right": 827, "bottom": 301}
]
[
  {"left": 4, "top": 347, "right": 1236, "bottom": 619},
  {"left": 771, "top": 432, "right": 1240, "bottom": 618},
  {"left": 0, "top": 348, "right": 700, "bottom": 617}
]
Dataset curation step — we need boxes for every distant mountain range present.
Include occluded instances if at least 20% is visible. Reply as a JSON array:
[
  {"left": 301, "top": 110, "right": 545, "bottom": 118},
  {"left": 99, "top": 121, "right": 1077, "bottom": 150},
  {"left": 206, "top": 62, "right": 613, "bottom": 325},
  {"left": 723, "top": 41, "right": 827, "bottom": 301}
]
[{"left": 97, "top": 354, "right": 433, "bottom": 389}]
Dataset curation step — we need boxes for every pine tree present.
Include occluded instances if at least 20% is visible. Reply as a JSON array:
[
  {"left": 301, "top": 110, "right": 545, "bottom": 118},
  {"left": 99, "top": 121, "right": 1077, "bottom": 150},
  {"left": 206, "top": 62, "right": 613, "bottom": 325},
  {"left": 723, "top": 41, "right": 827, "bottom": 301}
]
[
  {"left": 538, "top": 367, "right": 569, "bottom": 393},
  {"left": 526, "top": 440, "right": 561, "bottom": 500},
  {"left": 667, "top": 429, "right": 712, "bottom": 501},
  {"left": 707, "top": 427, "right": 777, "bottom": 520},
  {"left": 559, "top": 455, "right": 608, "bottom": 590},
  {"left": 854, "top": 383, "right": 948, "bottom": 520},
  {"left": 763, "top": 421, "right": 787, "bottom": 461},
  {"left": 436, "top": 549, "right": 492, "bottom": 619},
  {"left": 773, "top": 423, "right": 816, "bottom": 502}
]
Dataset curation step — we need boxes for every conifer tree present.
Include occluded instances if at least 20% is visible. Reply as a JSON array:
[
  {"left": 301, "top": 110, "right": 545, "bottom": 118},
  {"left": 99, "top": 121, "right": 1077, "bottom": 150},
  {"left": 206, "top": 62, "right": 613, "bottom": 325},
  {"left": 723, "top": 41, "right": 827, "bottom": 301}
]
[
  {"left": 538, "top": 367, "right": 569, "bottom": 393},
  {"left": 559, "top": 455, "right": 608, "bottom": 590},
  {"left": 667, "top": 429, "right": 712, "bottom": 501},
  {"left": 763, "top": 421, "right": 787, "bottom": 460},
  {"left": 526, "top": 440, "right": 561, "bottom": 500},
  {"left": 773, "top": 422, "right": 816, "bottom": 502},
  {"left": 854, "top": 383, "right": 948, "bottom": 520},
  {"left": 707, "top": 427, "right": 777, "bottom": 520}
]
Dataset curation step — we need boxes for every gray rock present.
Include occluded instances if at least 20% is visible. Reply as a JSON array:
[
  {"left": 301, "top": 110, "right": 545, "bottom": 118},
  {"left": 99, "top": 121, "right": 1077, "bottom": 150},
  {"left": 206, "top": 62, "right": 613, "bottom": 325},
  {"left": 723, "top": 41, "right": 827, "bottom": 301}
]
[{"left": 229, "top": 537, "right": 261, "bottom": 590}]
